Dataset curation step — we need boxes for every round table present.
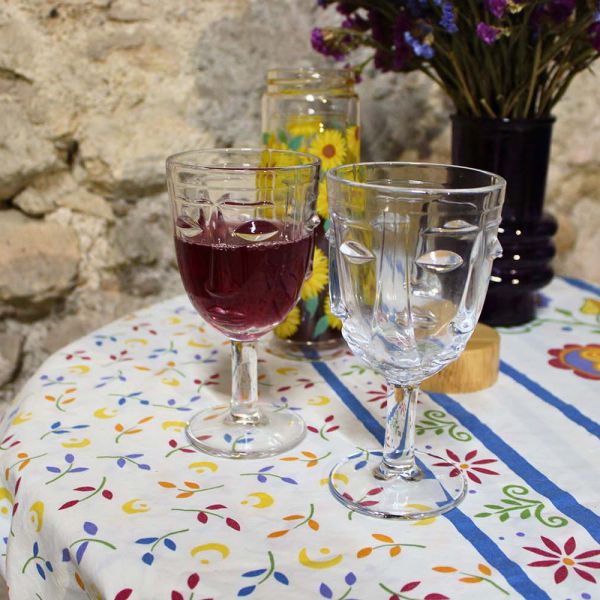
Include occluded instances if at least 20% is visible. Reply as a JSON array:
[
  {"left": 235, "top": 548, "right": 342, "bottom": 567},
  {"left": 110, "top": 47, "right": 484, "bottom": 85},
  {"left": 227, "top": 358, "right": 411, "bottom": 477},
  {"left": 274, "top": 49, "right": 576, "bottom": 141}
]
[{"left": 0, "top": 277, "right": 599, "bottom": 599}]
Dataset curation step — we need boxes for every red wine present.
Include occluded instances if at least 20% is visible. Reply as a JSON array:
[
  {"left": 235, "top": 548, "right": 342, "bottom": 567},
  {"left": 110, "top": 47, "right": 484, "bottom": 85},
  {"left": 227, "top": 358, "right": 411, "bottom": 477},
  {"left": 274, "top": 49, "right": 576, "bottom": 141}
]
[{"left": 175, "top": 219, "right": 313, "bottom": 341}]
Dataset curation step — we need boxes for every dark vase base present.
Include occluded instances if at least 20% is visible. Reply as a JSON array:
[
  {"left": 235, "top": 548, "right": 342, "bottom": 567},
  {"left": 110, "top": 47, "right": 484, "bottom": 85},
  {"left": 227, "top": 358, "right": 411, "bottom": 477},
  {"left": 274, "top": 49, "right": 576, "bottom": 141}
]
[
  {"left": 480, "top": 290, "right": 536, "bottom": 327},
  {"left": 451, "top": 115, "right": 557, "bottom": 327}
]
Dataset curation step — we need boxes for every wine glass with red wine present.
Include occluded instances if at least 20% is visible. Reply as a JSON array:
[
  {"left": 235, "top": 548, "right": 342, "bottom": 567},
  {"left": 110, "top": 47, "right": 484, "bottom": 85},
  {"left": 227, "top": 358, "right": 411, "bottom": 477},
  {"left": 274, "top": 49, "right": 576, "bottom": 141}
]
[{"left": 166, "top": 149, "right": 320, "bottom": 458}]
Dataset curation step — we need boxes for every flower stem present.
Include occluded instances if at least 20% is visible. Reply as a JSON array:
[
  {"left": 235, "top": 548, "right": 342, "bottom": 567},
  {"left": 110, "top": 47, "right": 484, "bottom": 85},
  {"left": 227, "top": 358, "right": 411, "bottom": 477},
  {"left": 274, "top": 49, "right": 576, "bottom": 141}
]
[
  {"left": 45, "top": 463, "right": 73, "bottom": 485},
  {"left": 293, "top": 504, "right": 315, "bottom": 530},
  {"left": 257, "top": 551, "right": 275, "bottom": 585},
  {"left": 460, "top": 572, "right": 509, "bottom": 595},
  {"left": 171, "top": 508, "right": 224, "bottom": 519},
  {"left": 69, "top": 538, "right": 116, "bottom": 550},
  {"left": 21, "top": 555, "right": 46, "bottom": 574},
  {"left": 150, "top": 529, "right": 189, "bottom": 552},
  {"left": 373, "top": 543, "right": 426, "bottom": 550},
  {"left": 80, "top": 476, "right": 107, "bottom": 502}
]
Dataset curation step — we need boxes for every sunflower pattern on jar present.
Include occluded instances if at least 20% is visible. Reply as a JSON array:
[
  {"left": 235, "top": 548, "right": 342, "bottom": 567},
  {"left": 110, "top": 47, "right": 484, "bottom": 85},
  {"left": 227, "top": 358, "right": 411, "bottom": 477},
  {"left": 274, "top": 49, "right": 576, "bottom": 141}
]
[{"left": 262, "top": 69, "right": 359, "bottom": 354}]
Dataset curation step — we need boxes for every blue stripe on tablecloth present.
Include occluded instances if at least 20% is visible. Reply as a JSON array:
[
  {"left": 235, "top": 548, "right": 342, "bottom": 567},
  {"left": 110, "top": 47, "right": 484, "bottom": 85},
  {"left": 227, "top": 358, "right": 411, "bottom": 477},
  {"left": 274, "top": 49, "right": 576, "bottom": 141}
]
[
  {"left": 500, "top": 360, "right": 600, "bottom": 440},
  {"left": 312, "top": 361, "right": 382, "bottom": 441},
  {"left": 430, "top": 391, "right": 600, "bottom": 546},
  {"left": 562, "top": 276, "right": 600, "bottom": 297},
  {"left": 312, "top": 361, "right": 551, "bottom": 600}
]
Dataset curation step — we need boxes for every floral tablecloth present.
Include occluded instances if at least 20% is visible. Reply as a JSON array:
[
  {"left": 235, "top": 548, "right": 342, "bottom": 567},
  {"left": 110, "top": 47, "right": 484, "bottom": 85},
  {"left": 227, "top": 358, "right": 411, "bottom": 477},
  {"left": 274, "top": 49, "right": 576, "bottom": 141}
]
[{"left": 0, "top": 277, "right": 599, "bottom": 600}]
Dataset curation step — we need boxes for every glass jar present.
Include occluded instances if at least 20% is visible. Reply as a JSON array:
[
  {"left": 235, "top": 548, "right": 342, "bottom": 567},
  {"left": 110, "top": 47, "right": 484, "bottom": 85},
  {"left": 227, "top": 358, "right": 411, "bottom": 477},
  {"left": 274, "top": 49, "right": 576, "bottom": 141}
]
[{"left": 262, "top": 67, "right": 360, "bottom": 360}]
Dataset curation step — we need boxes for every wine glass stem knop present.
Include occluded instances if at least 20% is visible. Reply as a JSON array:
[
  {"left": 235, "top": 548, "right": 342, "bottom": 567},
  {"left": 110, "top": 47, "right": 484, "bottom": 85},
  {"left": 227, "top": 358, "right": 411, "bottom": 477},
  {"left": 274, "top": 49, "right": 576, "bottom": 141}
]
[
  {"left": 230, "top": 341, "right": 262, "bottom": 425},
  {"left": 375, "top": 384, "right": 424, "bottom": 481}
]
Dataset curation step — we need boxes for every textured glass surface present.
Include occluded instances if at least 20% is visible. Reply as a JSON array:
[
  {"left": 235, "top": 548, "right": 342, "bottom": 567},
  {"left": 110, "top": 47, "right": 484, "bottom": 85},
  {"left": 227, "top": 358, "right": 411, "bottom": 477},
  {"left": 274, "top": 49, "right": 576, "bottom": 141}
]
[{"left": 327, "top": 162, "right": 505, "bottom": 519}]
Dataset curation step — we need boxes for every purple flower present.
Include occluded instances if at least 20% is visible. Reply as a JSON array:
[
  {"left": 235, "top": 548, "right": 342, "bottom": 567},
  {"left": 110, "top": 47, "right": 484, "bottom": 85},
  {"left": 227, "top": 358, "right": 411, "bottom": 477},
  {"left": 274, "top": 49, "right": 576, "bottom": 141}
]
[
  {"left": 341, "top": 13, "right": 369, "bottom": 31},
  {"left": 369, "top": 9, "right": 391, "bottom": 46},
  {"left": 373, "top": 48, "right": 391, "bottom": 71},
  {"left": 476, "top": 22, "right": 500, "bottom": 45},
  {"left": 310, "top": 28, "right": 346, "bottom": 60},
  {"left": 440, "top": 1, "right": 459, "bottom": 33},
  {"left": 485, "top": 0, "right": 507, "bottom": 19},
  {"left": 407, "top": 0, "right": 426, "bottom": 18},
  {"left": 369, "top": 9, "right": 394, "bottom": 70},
  {"left": 390, "top": 13, "right": 412, "bottom": 71},
  {"left": 590, "top": 22, "right": 600, "bottom": 52},
  {"left": 336, "top": 2, "right": 356, "bottom": 15},
  {"left": 392, "top": 40, "right": 411, "bottom": 70},
  {"left": 546, "top": 0, "right": 576, "bottom": 23},
  {"left": 404, "top": 31, "right": 435, "bottom": 59},
  {"left": 311, "top": 27, "right": 329, "bottom": 55},
  {"left": 344, "top": 63, "right": 362, "bottom": 82}
]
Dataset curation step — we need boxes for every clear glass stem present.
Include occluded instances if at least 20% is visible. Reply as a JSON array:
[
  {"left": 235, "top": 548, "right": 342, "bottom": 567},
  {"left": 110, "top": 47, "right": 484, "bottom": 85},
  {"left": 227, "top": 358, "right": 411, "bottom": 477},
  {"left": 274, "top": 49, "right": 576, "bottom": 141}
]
[
  {"left": 375, "top": 384, "right": 423, "bottom": 481},
  {"left": 230, "top": 341, "right": 261, "bottom": 425}
]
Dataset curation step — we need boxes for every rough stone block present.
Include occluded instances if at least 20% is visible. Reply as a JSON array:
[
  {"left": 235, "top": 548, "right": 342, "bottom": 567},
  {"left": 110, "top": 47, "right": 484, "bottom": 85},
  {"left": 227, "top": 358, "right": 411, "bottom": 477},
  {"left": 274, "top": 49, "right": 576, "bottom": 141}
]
[
  {"left": 0, "top": 100, "right": 59, "bottom": 200},
  {"left": 12, "top": 188, "right": 55, "bottom": 216},
  {"left": 108, "top": 0, "right": 151, "bottom": 22},
  {"left": 0, "top": 221, "right": 80, "bottom": 311},
  {"left": 56, "top": 189, "right": 114, "bottom": 221},
  {"left": 0, "top": 333, "right": 23, "bottom": 386}
]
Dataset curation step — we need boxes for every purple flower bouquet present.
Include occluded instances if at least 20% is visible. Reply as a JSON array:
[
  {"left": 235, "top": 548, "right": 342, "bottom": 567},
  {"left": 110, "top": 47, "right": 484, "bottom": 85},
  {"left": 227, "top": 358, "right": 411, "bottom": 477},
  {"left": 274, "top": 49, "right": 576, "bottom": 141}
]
[{"left": 312, "top": 0, "right": 600, "bottom": 118}]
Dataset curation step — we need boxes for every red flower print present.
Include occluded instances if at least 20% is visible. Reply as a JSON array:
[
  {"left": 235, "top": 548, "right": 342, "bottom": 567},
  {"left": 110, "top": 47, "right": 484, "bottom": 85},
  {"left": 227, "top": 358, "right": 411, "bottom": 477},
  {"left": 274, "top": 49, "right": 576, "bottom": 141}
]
[
  {"left": 525, "top": 536, "right": 600, "bottom": 584},
  {"left": 433, "top": 449, "right": 499, "bottom": 484},
  {"left": 548, "top": 343, "right": 600, "bottom": 380},
  {"left": 366, "top": 384, "right": 389, "bottom": 409},
  {"left": 65, "top": 350, "right": 91, "bottom": 361}
]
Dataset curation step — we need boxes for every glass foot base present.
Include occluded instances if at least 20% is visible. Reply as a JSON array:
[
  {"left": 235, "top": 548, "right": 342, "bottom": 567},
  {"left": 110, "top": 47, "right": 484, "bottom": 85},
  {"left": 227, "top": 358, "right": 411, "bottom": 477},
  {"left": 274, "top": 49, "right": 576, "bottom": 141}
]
[
  {"left": 329, "top": 449, "right": 467, "bottom": 519},
  {"left": 186, "top": 405, "right": 306, "bottom": 459},
  {"left": 266, "top": 336, "right": 347, "bottom": 362}
]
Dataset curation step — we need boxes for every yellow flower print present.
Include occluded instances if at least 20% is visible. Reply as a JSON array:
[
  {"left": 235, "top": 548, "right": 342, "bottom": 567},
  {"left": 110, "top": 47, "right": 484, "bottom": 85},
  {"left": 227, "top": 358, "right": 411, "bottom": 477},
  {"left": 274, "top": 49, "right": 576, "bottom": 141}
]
[
  {"left": 346, "top": 125, "right": 360, "bottom": 161},
  {"left": 274, "top": 306, "right": 301, "bottom": 339},
  {"left": 263, "top": 134, "right": 288, "bottom": 152},
  {"left": 580, "top": 298, "right": 600, "bottom": 316},
  {"left": 29, "top": 501, "right": 44, "bottom": 532},
  {"left": 259, "top": 147, "right": 299, "bottom": 170},
  {"left": 301, "top": 247, "right": 328, "bottom": 300},
  {"left": 61, "top": 437, "right": 91, "bottom": 448},
  {"left": 308, "top": 129, "right": 347, "bottom": 171},
  {"left": 122, "top": 498, "right": 150, "bottom": 514},
  {"left": 0, "top": 488, "right": 13, "bottom": 519},
  {"left": 256, "top": 147, "right": 298, "bottom": 211},
  {"left": 287, "top": 115, "right": 324, "bottom": 139},
  {"left": 316, "top": 181, "right": 329, "bottom": 220},
  {"left": 581, "top": 347, "right": 600, "bottom": 370},
  {"left": 298, "top": 546, "right": 343, "bottom": 569},
  {"left": 324, "top": 296, "right": 342, "bottom": 330}
]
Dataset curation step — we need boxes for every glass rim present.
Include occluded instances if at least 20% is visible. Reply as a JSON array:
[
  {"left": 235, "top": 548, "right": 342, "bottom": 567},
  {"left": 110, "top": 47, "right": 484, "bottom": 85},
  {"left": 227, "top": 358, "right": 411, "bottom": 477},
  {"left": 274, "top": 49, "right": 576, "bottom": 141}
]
[
  {"left": 327, "top": 161, "right": 506, "bottom": 196},
  {"left": 166, "top": 148, "right": 321, "bottom": 173},
  {"left": 266, "top": 66, "right": 355, "bottom": 81}
]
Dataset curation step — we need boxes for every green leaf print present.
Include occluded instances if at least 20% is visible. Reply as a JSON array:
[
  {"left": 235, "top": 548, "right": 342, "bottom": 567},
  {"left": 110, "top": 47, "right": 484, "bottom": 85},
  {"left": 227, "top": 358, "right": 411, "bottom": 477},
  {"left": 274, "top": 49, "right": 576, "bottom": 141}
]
[
  {"left": 277, "top": 129, "right": 288, "bottom": 145},
  {"left": 474, "top": 484, "right": 568, "bottom": 528},
  {"left": 313, "top": 315, "right": 330, "bottom": 338},
  {"left": 304, "top": 295, "right": 319, "bottom": 317},
  {"left": 288, "top": 135, "right": 303, "bottom": 151}
]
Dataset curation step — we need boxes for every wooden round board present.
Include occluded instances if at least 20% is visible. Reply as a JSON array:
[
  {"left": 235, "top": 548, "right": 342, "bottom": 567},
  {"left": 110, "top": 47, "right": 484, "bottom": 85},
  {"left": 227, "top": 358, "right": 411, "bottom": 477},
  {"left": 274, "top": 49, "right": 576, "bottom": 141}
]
[{"left": 421, "top": 323, "right": 500, "bottom": 393}]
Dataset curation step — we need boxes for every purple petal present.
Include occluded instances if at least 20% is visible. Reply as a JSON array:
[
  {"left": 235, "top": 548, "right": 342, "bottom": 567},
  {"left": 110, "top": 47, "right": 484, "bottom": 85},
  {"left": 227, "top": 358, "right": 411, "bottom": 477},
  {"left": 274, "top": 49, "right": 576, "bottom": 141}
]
[
  {"left": 83, "top": 522, "right": 98, "bottom": 535},
  {"left": 75, "top": 541, "right": 89, "bottom": 564},
  {"left": 476, "top": 22, "right": 499, "bottom": 45}
]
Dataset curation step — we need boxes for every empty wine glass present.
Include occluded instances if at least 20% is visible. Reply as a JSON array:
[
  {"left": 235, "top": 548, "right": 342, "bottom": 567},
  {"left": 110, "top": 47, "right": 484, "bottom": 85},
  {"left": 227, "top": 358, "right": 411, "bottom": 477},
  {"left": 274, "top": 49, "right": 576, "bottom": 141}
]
[
  {"left": 166, "top": 149, "right": 320, "bottom": 458},
  {"left": 326, "top": 162, "right": 505, "bottom": 518}
]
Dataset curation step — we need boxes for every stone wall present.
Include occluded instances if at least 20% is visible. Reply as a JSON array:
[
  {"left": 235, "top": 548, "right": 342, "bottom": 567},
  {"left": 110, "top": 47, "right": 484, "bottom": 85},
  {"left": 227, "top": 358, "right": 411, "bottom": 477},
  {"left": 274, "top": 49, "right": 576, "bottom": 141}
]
[{"left": 0, "top": 0, "right": 599, "bottom": 402}]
